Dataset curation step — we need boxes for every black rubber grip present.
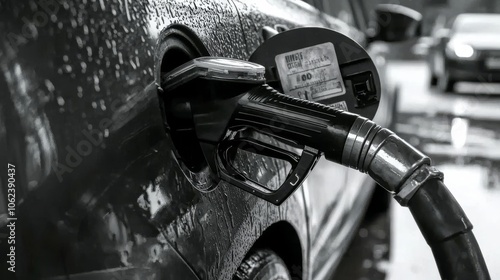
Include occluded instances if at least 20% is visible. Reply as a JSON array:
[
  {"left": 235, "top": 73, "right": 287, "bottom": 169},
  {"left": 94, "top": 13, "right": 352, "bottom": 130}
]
[
  {"left": 229, "top": 85, "right": 358, "bottom": 163},
  {"left": 408, "top": 179, "right": 490, "bottom": 280}
]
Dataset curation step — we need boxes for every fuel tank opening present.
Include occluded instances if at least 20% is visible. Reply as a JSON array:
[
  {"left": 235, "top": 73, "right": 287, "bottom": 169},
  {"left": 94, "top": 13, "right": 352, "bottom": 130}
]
[{"left": 158, "top": 29, "right": 209, "bottom": 174}]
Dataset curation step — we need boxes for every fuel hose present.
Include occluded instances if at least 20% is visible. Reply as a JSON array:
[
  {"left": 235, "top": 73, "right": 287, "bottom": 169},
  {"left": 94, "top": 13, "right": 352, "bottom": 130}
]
[{"left": 227, "top": 85, "right": 491, "bottom": 279}]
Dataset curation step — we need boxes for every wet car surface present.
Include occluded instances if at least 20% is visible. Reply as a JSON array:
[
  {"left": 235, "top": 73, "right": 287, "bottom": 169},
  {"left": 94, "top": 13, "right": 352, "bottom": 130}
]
[{"left": 0, "top": 0, "right": 400, "bottom": 279}]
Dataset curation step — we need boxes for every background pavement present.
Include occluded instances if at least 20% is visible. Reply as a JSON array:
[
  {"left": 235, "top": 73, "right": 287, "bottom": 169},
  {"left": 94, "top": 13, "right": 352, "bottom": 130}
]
[{"left": 387, "top": 61, "right": 500, "bottom": 280}]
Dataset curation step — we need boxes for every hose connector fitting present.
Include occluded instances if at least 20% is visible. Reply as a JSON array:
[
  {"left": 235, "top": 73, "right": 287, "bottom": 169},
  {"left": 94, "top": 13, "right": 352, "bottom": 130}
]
[{"left": 395, "top": 164, "right": 443, "bottom": 206}]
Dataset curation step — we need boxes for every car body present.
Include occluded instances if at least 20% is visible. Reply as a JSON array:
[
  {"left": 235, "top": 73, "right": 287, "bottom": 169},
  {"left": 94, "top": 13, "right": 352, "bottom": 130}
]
[
  {"left": 0, "top": 0, "right": 414, "bottom": 279},
  {"left": 427, "top": 13, "right": 500, "bottom": 92}
]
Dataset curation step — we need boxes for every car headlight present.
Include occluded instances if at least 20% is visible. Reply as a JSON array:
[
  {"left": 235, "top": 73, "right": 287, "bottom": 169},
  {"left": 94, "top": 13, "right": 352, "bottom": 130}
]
[
  {"left": 446, "top": 43, "right": 476, "bottom": 59},
  {"left": 454, "top": 44, "right": 475, "bottom": 58}
]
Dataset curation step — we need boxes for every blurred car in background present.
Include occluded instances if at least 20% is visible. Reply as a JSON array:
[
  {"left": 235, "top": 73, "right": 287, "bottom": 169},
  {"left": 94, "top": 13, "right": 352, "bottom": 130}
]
[{"left": 426, "top": 13, "right": 500, "bottom": 92}]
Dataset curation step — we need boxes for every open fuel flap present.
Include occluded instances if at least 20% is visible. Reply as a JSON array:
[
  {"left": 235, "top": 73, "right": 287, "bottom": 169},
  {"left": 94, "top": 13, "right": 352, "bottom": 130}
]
[{"left": 249, "top": 27, "right": 381, "bottom": 120}]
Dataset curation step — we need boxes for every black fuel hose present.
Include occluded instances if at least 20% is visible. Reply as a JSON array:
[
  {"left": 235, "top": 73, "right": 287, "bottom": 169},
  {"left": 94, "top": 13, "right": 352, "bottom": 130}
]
[
  {"left": 409, "top": 178, "right": 490, "bottom": 279},
  {"left": 227, "top": 86, "right": 490, "bottom": 279}
]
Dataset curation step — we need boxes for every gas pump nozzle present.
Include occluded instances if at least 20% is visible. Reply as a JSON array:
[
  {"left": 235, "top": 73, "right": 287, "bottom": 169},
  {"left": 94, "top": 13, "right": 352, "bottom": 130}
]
[
  {"left": 222, "top": 84, "right": 433, "bottom": 205},
  {"left": 161, "top": 56, "right": 427, "bottom": 206}
]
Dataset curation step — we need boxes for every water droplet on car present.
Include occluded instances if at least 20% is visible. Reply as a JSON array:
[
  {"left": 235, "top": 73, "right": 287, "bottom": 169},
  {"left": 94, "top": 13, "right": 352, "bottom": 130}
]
[
  {"left": 77, "top": 86, "right": 83, "bottom": 98},
  {"left": 76, "top": 36, "right": 83, "bottom": 48},
  {"left": 80, "top": 62, "right": 87, "bottom": 73},
  {"left": 57, "top": 96, "right": 65, "bottom": 106},
  {"left": 99, "top": 99, "right": 106, "bottom": 111},
  {"left": 45, "top": 79, "right": 55, "bottom": 93},
  {"left": 64, "top": 65, "right": 72, "bottom": 73}
]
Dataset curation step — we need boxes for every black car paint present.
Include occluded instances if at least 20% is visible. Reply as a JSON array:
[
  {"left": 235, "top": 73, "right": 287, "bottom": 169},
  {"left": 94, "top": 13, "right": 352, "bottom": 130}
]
[{"left": 0, "top": 0, "right": 389, "bottom": 279}]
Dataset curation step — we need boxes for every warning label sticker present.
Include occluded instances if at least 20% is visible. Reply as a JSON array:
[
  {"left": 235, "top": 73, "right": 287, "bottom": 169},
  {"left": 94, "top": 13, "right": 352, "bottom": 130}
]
[
  {"left": 275, "top": 42, "right": 345, "bottom": 102},
  {"left": 331, "top": 101, "right": 348, "bottom": 111}
]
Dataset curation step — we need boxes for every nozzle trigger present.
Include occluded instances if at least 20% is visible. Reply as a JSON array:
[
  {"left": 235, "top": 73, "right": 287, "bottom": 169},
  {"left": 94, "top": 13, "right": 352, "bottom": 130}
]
[{"left": 217, "top": 137, "right": 319, "bottom": 205}]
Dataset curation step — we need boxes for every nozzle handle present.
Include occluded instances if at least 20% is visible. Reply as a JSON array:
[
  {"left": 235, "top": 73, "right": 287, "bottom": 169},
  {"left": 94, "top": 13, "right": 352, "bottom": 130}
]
[
  {"left": 217, "top": 137, "right": 319, "bottom": 205},
  {"left": 228, "top": 85, "right": 359, "bottom": 163}
]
